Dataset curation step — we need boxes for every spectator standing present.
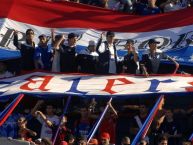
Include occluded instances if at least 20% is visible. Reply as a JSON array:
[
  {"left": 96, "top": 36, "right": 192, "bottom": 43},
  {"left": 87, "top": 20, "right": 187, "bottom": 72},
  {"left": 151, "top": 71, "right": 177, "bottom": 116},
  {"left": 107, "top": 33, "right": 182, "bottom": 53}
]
[
  {"left": 161, "top": 0, "right": 184, "bottom": 13},
  {"left": 31, "top": 101, "right": 59, "bottom": 140},
  {"left": 138, "top": 138, "right": 148, "bottom": 145},
  {"left": 60, "top": 33, "right": 78, "bottom": 73},
  {"left": 129, "top": 105, "right": 149, "bottom": 141},
  {"left": 159, "top": 109, "right": 182, "bottom": 145},
  {"left": 100, "top": 132, "right": 114, "bottom": 145},
  {"left": 157, "top": 135, "right": 168, "bottom": 145},
  {"left": 121, "top": 136, "right": 131, "bottom": 145},
  {"left": 99, "top": 101, "right": 118, "bottom": 144},
  {"left": 77, "top": 40, "right": 99, "bottom": 73},
  {"left": 74, "top": 107, "right": 92, "bottom": 139},
  {"left": 17, "top": 116, "right": 37, "bottom": 141},
  {"left": 122, "top": 39, "right": 138, "bottom": 74},
  {"left": 34, "top": 34, "right": 53, "bottom": 71},
  {"left": 13, "top": 29, "right": 35, "bottom": 71},
  {"left": 97, "top": 31, "right": 118, "bottom": 74},
  {"left": 135, "top": 0, "right": 161, "bottom": 15},
  {"left": 88, "top": 138, "right": 99, "bottom": 145},
  {"left": 51, "top": 34, "right": 65, "bottom": 72},
  {"left": 140, "top": 39, "right": 179, "bottom": 76},
  {"left": 34, "top": 112, "right": 71, "bottom": 145}
]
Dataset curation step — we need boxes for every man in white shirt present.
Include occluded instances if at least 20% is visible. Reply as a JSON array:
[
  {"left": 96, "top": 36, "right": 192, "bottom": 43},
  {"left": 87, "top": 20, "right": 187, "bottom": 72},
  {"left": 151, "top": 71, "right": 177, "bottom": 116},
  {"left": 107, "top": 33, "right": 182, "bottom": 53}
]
[
  {"left": 31, "top": 101, "right": 59, "bottom": 140},
  {"left": 97, "top": 31, "right": 118, "bottom": 74}
]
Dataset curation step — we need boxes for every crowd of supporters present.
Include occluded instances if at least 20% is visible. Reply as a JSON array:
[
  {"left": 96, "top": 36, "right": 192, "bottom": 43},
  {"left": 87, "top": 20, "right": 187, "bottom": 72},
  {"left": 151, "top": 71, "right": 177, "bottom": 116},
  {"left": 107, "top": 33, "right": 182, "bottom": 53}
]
[
  {"left": 0, "top": 1, "right": 193, "bottom": 144},
  {"left": 45, "top": 0, "right": 193, "bottom": 15},
  {"left": 0, "top": 28, "right": 183, "bottom": 79},
  {"left": 0, "top": 96, "right": 192, "bottom": 145}
]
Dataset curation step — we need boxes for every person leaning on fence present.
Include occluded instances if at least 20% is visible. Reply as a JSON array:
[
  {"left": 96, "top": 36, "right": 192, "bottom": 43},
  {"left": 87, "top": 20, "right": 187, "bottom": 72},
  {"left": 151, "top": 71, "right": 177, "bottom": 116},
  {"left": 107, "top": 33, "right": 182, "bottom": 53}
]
[
  {"left": 140, "top": 38, "right": 179, "bottom": 77},
  {"left": 13, "top": 29, "right": 36, "bottom": 71},
  {"left": 97, "top": 31, "right": 118, "bottom": 74},
  {"left": 77, "top": 40, "right": 99, "bottom": 73}
]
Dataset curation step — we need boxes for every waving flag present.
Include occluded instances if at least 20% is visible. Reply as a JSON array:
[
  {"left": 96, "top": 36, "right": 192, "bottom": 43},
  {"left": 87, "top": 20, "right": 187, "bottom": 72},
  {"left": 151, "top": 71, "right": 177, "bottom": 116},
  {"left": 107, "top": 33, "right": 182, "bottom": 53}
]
[{"left": 0, "top": 0, "right": 193, "bottom": 66}]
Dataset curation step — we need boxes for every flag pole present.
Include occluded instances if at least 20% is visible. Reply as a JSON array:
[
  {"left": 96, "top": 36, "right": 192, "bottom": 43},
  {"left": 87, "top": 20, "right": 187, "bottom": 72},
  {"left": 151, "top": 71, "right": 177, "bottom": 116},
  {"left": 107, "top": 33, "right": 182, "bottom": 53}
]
[
  {"left": 189, "top": 133, "right": 193, "bottom": 141},
  {"left": 0, "top": 94, "right": 24, "bottom": 126},
  {"left": 87, "top": 97, "right": 112, "bottom": 143},
  {"left": 52, "top": 96, "right": 72, "bottom": 145},
  {"left": 131, "top": 95, "right": 164, "bottom": 145}
]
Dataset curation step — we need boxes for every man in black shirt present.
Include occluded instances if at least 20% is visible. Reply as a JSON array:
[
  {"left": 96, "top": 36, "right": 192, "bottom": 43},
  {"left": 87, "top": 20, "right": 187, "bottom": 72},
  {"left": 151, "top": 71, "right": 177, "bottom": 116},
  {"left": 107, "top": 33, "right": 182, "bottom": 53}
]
[
  {"left": 60, "top": 33, "right": 78, "bottom": 73},
  {"left": 122, "top": 39, "right": 138, "bottom": 74},
  {"left": 13, "top": 29, "right": 35, "bottom": 71}
]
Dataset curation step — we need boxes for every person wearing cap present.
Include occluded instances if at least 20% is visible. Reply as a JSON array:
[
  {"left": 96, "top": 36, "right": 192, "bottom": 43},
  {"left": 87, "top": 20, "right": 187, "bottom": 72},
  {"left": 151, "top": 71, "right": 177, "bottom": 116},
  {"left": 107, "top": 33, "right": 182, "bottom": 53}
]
[
  {"left": 99, "top": 101, "right": 118, "bottom": 145},
  {"left": 100, "top": 132, "right": 114, "bottom": 145},
  {"left": 13, "top": 29, "right": 36, "bottom": 71},
  {"left": 77, "top": 40, "right": 99, "bottom": 73},
  {"left": 59, "top": 32, "right": 78, "bottom": 72},
  {"left": 51, "top": 32, "right": 65, "bottom": 72},
  {"left": 122, "top": 39, "right": 139, "bottom": 74},
  {"left": 140, "top": 38, "right": 179, "bottom": 76},
  {"left": 97, "top": 31, "right": 118, "bottom": 74},
  {"left": 34, "top": 34, "right": 53, "bottom": 70}
]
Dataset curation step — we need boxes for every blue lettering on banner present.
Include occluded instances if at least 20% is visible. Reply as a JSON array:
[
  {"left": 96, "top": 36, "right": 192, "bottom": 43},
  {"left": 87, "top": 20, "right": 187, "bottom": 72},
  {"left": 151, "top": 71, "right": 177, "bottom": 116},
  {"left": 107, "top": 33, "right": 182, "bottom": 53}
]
[
  {"left": 66, "top": 77, "right": 87, "bottom": 95},
  {"left": 146, "top": 79, "right": 176, "bottom": 92}
]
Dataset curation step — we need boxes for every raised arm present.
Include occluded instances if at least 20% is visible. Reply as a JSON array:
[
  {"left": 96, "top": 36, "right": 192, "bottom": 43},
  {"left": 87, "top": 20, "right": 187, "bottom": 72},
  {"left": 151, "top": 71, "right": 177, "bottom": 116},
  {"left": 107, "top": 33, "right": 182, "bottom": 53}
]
[
  {"left": 53, "top": 34, "right": 65, "bottom": 50},
  {"left": 31, "top": 100, "right": 44, "bottom": 116},
  {"left": 96, "top": 32, "right": 104, "bottom": 53},
  {"left": 13, "top": 30, "right": 21, "bottom": 49},
  {"left": 35, "top": 111, "right": 53, "bottom": 127},
  {"left": 168, "top": 56, "right": 179, "bottom": 74},
  {"left": 51, "top": 28, "right": 55, "bottom": 46},
  {"left": 24, "top": 128, "right": 37, "bottom": 136},
  {"left": 107, "top": 101, "right": 118, "bottom": 116}
]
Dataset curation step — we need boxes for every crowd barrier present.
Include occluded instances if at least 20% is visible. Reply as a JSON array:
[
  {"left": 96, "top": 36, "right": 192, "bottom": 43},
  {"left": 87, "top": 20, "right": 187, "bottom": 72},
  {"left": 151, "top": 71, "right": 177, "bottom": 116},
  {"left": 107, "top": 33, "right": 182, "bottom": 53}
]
[{"left": 0, "top": 138, "right": 31, "bottom": 145}]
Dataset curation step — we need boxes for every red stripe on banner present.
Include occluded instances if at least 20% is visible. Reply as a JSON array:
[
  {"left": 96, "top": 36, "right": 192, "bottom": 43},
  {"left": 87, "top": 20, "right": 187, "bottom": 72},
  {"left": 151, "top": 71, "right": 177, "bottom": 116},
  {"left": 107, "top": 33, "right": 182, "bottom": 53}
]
[
  {"left": 0, "top": 0, "right": 193, "bottom": 32},
  {"left": 0, "top": 94, "right": 24, "bottom": 126}
]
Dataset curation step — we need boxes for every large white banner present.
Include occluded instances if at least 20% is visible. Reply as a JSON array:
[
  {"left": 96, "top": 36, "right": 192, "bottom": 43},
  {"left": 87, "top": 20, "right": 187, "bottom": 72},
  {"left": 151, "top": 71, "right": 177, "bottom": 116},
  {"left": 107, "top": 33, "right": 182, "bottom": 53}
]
[
  {"left": 0, "top": 72, "right": 193, "bottom": 97},
  {"left": 0, "top": 0, "right": 193, "bottom": 65}
]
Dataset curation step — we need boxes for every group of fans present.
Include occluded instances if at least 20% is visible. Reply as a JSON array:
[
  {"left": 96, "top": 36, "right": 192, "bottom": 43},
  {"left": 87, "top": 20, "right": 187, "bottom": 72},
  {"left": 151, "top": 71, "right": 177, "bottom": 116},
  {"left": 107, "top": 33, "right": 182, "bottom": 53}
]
[
  {"left": 0, "top": 97, "right": 192, "bottom": 145},
  {"left": 45, "top": 0, "right": 193, "bottom": 15},
  {"left": 0, "top": 28, "right": 179, "bottom": 78},
  {"left": 0, "top": 1, "right": 192, "bottom": 145}
]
